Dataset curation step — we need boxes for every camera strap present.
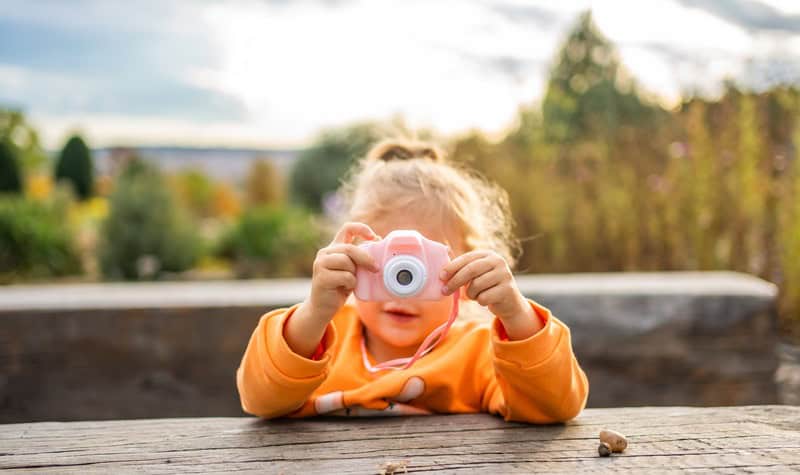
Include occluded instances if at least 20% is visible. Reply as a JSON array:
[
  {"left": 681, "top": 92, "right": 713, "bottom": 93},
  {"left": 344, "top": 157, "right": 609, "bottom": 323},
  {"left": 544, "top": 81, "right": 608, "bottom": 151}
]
[{"left": 361, "top": 288, "right": 461, "bottom": 373}]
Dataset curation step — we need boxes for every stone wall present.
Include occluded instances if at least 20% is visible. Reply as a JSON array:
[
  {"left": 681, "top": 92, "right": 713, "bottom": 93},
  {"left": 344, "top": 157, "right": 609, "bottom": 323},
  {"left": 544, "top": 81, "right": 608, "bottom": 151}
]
[{"left": 0, "top": 272, "right": 780, "bottom": 423}]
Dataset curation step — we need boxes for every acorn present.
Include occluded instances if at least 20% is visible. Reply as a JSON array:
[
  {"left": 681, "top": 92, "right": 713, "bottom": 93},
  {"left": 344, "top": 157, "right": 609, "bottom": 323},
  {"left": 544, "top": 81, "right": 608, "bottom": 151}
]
[{"left": 599, "top": 429, "right": 628, "bottom": 453}]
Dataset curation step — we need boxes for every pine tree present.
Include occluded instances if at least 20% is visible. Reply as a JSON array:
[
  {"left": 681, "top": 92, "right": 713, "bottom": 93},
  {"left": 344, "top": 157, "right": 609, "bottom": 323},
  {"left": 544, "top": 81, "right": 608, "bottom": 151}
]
[
  {"left": 55, "top": 135, "right": 93, "bottom": 200},
  {"left": 0, "top": 140, "right": 22, "bottom": 194},
  {"left": 542, "top": 11, "right": 660, "bottom": 143}
]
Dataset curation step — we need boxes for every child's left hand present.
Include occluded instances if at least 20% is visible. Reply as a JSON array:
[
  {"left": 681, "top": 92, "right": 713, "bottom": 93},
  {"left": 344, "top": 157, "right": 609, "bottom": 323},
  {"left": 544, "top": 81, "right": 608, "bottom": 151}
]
[{"left": 440, "top": 250, "right": 544, "bottom": 340}]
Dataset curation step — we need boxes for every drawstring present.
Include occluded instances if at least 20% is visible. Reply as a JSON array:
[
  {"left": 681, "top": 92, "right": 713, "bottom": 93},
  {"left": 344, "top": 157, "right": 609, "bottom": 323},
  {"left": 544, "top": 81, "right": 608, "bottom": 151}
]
[{"left": 361, "top": 288, "right": 460, "bottom": 373}]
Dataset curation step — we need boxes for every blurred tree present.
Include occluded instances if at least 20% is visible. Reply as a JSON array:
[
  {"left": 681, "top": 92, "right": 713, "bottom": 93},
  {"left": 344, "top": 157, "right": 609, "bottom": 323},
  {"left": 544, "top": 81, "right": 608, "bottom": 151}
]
[
  {"left": 174, "top": 169, "right": 215, "bottom": 219},
  {"left": 290, "top": 123, "right": 382, "bottom": 211},
  {"left": 0, "top": 139, "right": 22, "bottom": 194},
  {"left": 99, "top": 158, "right": 200, "bottom": 280},
  {"left": 732, "top": 94, "right": 768, "bottom": 274},
  {"left": 246, "top": 158, "right": 284, "bottom": 206},
  {"left": 541, "top": 11, "right": 662, "bottom": 144},
  {"left": 779, "top": 123, "right": 800, "bottom": 337},
  {"left": 55, "top": 135, "right": 94, "bottom": 200},
  {"left": 0, "top": 108, "right": 47, "bottom": 173},
  {"left": 213, "top": 183, "right": 241, "bottom": 218}
]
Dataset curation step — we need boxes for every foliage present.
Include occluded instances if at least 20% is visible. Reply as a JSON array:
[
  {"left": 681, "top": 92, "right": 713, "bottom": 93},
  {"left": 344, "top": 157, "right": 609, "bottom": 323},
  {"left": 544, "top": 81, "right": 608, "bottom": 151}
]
[
  {"left": 173, "top": 169, "right": 216, "bottom": 219},
  {"left": 0, "top": 195, "right": 82, "bottom": 282},
  {"left": 55, "top": 135, "right": 94, "bottom": 200},
  {"left": 246, "top": 158, "right": 284, "bottom": 206},
  {"left": 289, "top": 123, "right": 383, "bottom": 211},
  {"left": 0, "top": 139, "right": 22, "bottom": 194},
  {"left": 25, "top": 173, "right": 53, "bottom": 200},
  {"left": 99, "top": 159, "right": 201, "bottom": 280},
  {"left": 452, "top": 86, "right": 800, "bottom": 332},
  {"left": 218, "top": 206, "right": 322, "bottom": 278},
  {"left": 212, "top": 182, "right": 241, "bottom": 218},
  {"left": 540, "top": 11, "right": 664, "bottom": 144},
  {"left": 447, "top": 10, "right": 800, "bottom": 336},
  {"left": 0, "top": 108, "right": 48, "bottom": 173}
]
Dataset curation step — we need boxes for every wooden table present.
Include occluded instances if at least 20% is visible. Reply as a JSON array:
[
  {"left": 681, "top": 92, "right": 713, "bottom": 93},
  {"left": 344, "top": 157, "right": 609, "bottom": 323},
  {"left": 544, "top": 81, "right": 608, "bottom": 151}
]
[{"left": 2, "top": 406, "right": 798, "bottom": 473}]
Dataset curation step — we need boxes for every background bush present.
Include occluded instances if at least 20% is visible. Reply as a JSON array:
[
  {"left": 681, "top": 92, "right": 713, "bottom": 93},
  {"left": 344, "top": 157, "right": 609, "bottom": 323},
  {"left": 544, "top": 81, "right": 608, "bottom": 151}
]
[
  {"left": 0, "top": 195, "right": 82, "bottom": 282},
  {"left": 289, "top": 123, "right": 382, "bottom": 212},
  {"left": 218, "top": 206, "right": 322, "bottom": 278},
  {"left": 99, "top": 159, "right": 201, "bottom": 280}
]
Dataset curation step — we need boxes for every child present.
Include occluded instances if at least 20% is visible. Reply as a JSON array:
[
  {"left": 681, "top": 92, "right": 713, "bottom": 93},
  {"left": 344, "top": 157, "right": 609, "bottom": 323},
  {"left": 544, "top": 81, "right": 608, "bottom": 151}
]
[{"left": 236, "top": 140, "right": 589, "bottom": 422}]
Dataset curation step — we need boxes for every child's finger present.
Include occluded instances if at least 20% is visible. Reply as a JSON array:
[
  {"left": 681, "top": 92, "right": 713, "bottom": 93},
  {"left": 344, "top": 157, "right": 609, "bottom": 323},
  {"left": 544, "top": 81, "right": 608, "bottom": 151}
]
[
  {"left": 327, "top": 244, "right": 379, "bottom": 272},
  {"left": 474, "top": 283, "right": 506, "bottom": 308},
  {"left": 440, "top": 250, "right": 489, "bottom": 281},
  {"left": 320, "top": 269, "right": 357, "bottom": 291},
  {"left": 466, "top": 268, "right": 505, "bottom": 300},
  {"left": 321, "top": 253, "right": 356, "bottom": 274},
  {"left": 331, "top": 222, "right": 380, "bottom": 245},
  {"left": 442, "top": 256, "right": 495, "bottom": 295}
]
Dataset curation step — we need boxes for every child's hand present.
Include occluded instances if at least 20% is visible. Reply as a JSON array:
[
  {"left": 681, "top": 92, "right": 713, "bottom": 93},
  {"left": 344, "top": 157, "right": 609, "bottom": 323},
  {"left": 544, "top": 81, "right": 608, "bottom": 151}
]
[
  {"left": 440, "top": 250, "right": 543, "bottom": 340},
  {"left": 286, "top": 222, "right": 380, "bottom": 358},
  {"left": 307, "top": 222, "right": 381, "bottom": 323}
]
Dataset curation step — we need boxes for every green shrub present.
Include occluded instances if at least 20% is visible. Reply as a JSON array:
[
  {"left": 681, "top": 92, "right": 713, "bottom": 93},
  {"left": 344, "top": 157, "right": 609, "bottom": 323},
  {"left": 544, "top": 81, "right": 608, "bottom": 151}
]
[
  {"left": 0, "top": 140, "right": 22, "bottom": 194},
  {"left": 0, "top": 196, "right": 82, "bottom": 282},
  {"left": 99, "top": 159, "right": 201, "bottom": 280},
  {"left": 219, "top": 206, "right": 322, "bottom": 278},
  {"left": 289, "top": 123, "right": 382, "bottom": 211},
  {"left": 55, "top": 135, "right": 94, "bottom": 200},
  {"left": 173, "top": 169, "right": 216, "bottom": 219}
]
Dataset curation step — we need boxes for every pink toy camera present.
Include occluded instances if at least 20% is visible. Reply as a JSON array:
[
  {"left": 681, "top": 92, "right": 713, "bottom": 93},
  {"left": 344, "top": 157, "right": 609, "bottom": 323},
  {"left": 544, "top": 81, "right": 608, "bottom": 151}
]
[{"left": 354, "top": 230, "right": 451, "bottom": 301}]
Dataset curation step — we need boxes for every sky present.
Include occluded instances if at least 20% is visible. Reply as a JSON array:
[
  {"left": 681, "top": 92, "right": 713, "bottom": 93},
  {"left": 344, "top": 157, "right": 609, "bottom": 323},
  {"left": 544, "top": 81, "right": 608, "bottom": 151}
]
[{"left": 0, "top": 0, "right": 799, "bottom": 149}]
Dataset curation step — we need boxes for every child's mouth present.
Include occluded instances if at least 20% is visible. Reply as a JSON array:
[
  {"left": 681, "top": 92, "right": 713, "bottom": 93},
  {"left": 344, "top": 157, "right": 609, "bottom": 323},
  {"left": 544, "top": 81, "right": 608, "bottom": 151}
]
[{"left": 383, "top": 305, "right": 419, "bottom": 322}]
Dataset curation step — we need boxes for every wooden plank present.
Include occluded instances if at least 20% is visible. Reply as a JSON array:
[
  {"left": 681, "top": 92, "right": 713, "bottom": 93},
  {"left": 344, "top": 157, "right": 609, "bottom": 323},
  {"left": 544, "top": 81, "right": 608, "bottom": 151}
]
[{"left": 1, "top": 406, "right": 798, "bottom": 473}]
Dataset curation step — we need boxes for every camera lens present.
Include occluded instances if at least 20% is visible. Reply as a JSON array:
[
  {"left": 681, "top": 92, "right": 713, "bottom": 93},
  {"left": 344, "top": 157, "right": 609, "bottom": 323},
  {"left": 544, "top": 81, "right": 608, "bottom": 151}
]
[
  {"left": 383, "top": 255, "right": 426, "bottom": 298},
  {"left": 396, "top": 269, "right": 413, "bottom": 286}
]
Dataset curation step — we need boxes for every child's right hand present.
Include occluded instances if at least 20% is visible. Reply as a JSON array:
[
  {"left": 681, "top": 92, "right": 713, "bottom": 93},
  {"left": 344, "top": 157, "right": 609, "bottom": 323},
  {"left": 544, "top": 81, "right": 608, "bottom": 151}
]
[
  {"left": 285, "top": 222, "right": 380, "bottom": 358},
  {"left": 306, "top": 222, "right": 381, "bottom": 323}
]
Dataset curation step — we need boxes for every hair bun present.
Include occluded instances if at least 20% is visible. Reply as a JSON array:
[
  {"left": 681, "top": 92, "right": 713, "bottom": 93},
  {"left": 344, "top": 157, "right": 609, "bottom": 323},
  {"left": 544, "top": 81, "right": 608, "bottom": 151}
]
[{"left": 367, "top": 140, "right": 444, "bottom": 163}]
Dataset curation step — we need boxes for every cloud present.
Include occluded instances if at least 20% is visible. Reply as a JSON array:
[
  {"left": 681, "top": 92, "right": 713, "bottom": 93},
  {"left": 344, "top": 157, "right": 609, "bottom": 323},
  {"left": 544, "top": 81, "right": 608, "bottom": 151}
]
[
  {"left": 2, "top": 0, "right": 798, "bottom": 148},
  {"left": 259, "top": 0, "right": 355, "bottom": 6},
  {"left": 0, "top": 4, "right": 245, "bottom": 121},
  {"left": 676, "top": 0, "right": 800, "bottom": 33},
  {"left": 489, "top": 2, "right": 560, "bottom": 28},
  {"left": 455, "top": 51, "right": 544, "bottom": 83}
]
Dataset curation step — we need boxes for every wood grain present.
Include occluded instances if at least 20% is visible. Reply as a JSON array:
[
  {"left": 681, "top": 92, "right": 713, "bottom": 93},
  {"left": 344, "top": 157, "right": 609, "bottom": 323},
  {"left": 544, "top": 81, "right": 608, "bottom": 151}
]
[{"left": 1, "top": 406, "right": 798, "bottom": 473}]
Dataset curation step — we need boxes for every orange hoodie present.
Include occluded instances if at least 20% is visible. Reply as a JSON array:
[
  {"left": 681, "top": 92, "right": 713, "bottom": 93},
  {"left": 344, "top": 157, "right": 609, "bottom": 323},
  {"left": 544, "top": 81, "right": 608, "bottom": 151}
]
[{"left": 236, "top": 299, "right": 589, "bottom": 423}]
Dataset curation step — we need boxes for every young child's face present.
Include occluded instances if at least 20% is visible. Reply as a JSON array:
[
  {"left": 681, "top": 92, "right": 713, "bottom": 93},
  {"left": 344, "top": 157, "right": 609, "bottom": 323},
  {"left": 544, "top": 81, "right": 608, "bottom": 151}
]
[{"left": 354, "top": 212, "right": 466, "bottom": 352}]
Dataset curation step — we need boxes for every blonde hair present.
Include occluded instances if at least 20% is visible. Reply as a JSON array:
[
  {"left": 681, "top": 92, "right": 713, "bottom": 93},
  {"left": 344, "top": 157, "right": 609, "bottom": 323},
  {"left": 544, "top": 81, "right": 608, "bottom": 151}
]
[
  {"left": 340, "top": 139, "right": 519, "bottom": 322},
  {"left": 342, "top": 138, "right": 518, "bottom": 263}
]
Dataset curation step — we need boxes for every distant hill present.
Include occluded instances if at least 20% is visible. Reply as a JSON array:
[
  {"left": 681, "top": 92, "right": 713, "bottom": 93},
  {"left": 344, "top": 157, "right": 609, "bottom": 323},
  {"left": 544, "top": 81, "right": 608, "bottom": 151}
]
[{"left": 92, "top": 146, "right": 302, "bottom": 183}]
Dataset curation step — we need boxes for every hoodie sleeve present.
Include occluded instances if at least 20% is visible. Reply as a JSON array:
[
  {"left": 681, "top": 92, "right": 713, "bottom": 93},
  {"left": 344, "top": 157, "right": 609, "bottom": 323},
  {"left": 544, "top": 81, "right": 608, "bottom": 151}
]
[
  {"left": 236, "top": 305, "right": 337, "bottom": 419},
  {"left": 482, "top": 300, "right": 589, "bottom": 424}
]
